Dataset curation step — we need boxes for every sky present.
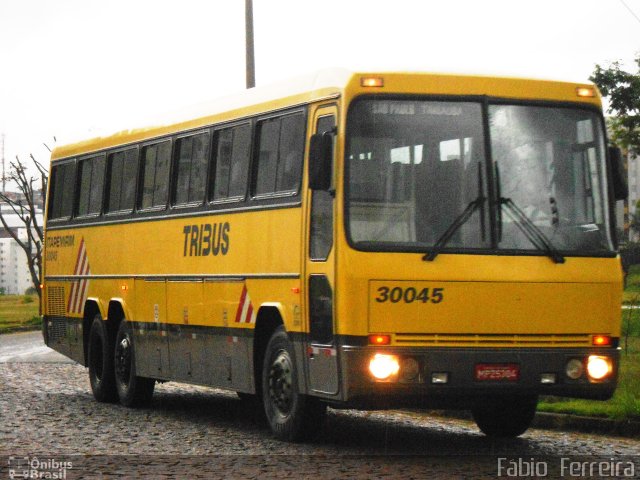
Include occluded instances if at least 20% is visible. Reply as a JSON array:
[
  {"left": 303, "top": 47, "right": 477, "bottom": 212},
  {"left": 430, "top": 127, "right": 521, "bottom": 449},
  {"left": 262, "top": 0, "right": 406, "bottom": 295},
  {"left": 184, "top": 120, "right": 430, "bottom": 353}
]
[{"left": 0, "top": 0, "right": 638, "bottom": 188}]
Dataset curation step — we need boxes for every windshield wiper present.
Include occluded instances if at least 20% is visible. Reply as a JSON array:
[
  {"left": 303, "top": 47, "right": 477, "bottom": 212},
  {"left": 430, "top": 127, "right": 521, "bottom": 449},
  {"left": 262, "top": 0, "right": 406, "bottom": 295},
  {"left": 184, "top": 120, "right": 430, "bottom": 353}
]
[
  {"left": 499, "top": 197, "right": 565, "bottom": 264},
  {"left": 424, "top": 164, "right": 485, "bottom": 262}
]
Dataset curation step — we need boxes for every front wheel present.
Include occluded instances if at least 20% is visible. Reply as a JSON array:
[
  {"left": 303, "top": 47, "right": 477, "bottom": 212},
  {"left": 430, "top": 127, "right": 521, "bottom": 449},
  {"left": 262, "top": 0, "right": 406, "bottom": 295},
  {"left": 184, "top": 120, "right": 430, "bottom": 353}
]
[
  {"left": 114, "top": 321, "right": 155, "bottom": 407},
  {"left": 262, "top": 326, "right": 326, "bottom": 441},
  {"left": 471, "top": 395, "right": 538, "bottom": 438}
]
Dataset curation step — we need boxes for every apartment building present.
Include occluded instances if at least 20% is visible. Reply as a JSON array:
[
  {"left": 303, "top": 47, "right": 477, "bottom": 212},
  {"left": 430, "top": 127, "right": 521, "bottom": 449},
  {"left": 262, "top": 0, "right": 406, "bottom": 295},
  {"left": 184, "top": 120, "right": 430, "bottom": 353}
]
[{"left": 0, "top": 205, "right": 42, "bottom": 295}]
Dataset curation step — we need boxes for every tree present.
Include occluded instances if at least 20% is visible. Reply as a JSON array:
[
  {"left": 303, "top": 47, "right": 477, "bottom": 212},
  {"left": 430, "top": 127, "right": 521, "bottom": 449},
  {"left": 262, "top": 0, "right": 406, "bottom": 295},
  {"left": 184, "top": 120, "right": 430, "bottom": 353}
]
[
  {"left": 590, "top": 54, "right": 640, "bottom": 154},
  {"left": 0, "top": 153, "right": 48, "bottom": 300}
]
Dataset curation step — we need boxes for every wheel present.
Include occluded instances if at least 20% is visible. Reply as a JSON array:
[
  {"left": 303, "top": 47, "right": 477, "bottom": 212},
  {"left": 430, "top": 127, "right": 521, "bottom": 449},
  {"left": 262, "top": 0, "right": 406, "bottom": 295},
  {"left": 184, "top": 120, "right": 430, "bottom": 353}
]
[
  {"left": 262, "top": 326, "right": 326, "bottom": 441},
  {"left": 88, "top": 315, "right": 118, "bottom": 403},
  {"left": 471, "top": 395, "right": 538, "bottom": 438},
  {"left": 114, "top": 321, "right": 155, "bottom": 407}
]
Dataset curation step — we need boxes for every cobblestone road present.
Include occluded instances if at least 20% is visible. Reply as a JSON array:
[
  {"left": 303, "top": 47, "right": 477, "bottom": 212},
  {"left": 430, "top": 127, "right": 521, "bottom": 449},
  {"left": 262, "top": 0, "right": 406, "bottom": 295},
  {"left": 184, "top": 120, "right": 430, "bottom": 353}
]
[{"left": 1, "top": 361, "right": 639, "bottom": 479}]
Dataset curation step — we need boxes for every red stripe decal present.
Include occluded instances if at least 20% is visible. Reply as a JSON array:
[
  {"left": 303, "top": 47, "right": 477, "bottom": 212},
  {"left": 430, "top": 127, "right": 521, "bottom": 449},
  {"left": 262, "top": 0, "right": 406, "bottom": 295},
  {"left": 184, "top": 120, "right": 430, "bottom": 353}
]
[{"left": 235, "top": 286, "right": 247, "bottom": 323}]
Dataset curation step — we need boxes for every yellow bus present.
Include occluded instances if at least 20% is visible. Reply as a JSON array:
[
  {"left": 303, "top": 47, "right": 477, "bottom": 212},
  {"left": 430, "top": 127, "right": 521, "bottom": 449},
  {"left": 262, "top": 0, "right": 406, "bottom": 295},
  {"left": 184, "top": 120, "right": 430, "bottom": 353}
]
[{"left": 42, "top": 70, "right": 627, "bottom": 441}]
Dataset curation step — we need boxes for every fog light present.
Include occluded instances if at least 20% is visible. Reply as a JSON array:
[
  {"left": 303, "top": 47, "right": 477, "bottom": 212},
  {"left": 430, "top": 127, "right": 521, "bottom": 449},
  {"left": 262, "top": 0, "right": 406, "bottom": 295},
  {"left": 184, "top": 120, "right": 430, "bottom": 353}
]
[
  {"left": 540, "top": 373, "right": 557, "bottom": 384},
  {"left": 565, "top": 359, "right": 584, "bottom": 380},
  {"left": 369, "top": 354, "right": 400, "bottom": 381},
  {"left": 431, "top": 372, "right": 449, "bottom": 384},
  {"left": 587, "top": 355, "right": 612, "bottom": 381},
  {"left": 400, "top": 357, "right": 420, "bottom": 382}
]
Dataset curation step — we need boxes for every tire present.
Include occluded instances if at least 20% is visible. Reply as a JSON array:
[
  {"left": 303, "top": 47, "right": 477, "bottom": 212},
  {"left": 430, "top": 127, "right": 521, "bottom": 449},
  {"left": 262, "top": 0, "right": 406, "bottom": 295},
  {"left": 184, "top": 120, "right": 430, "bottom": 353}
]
[
  {"left": 87, "top": 315, "right": 118, "bottom": 403},
  {"left": 114, "top": 321, "right": 155, "bottom": 407},
  {"left": 471, "top": 395, "right": 538, "bottom": 438},
  {"left": 262, "top": 326, "right": 326, "bottom": 442}
]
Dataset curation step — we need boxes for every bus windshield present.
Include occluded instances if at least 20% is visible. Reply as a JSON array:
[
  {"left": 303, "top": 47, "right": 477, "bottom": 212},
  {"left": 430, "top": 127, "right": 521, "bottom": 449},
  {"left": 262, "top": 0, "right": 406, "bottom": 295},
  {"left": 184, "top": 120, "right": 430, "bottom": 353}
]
[{"left": 346, "top": 98, "right": 613, "bottom": 256}]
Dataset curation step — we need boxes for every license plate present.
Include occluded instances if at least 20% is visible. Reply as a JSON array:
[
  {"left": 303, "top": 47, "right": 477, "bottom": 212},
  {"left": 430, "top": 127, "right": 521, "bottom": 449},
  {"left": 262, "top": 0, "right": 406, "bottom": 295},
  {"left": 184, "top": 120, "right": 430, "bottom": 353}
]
[{"left": 475, "top": 364, "right": 520, "bottom": 381}]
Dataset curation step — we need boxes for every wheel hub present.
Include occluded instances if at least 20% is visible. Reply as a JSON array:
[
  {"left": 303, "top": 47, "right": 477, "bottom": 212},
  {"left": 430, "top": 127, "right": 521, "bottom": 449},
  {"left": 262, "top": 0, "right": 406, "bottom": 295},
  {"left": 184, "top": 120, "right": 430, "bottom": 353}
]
[
  {"left": 268, "top": 351, "right": 293, "bottom": 414},
  {"left": 115, "top": 335, "right": 131, "bottom": 385}
]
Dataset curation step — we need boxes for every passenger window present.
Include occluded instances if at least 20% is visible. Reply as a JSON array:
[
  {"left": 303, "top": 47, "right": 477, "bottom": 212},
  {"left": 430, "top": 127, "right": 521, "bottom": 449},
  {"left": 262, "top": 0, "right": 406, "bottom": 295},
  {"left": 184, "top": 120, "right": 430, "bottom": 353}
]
[
  {"left": 48, "top": 162, "right": 76, "bottom": 220},
  {"left": 254, "top": 112, "right": 305, "bottom": 196},
  {"left": 211, "top": 123, "right": 251, "bottom": 202},
  {"left": 139, "top": 141, "right": 171, "bottom": 209},
  {"left": 107, "top": 149, "right": 138, "bottom": 213},
  {"left": 174, "top": 132, "right": 210, "bottom": 206},
  {"left": 77, "top": 155, "right": 106, "bottom": 216}
]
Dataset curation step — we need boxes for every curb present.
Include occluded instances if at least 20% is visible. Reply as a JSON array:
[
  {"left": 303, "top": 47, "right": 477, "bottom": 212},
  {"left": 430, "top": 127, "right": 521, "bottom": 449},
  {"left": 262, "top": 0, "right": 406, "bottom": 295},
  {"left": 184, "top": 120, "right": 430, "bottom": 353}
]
[
  {"left": 532, "top": 411, "right": 640, "bottom": 438},
  {"left": 0, "top": 325, "right": 41, "bottom": 335},
  {"left": 425, "top": 409, "right": 640, "bottom": 439}
]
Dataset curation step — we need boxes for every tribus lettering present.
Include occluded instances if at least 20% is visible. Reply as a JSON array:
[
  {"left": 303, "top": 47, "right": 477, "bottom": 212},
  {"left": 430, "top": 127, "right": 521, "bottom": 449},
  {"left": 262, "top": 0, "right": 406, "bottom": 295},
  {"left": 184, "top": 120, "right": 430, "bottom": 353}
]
[{"left": 182, "top": 222, "right": 230, "bottom": 257}]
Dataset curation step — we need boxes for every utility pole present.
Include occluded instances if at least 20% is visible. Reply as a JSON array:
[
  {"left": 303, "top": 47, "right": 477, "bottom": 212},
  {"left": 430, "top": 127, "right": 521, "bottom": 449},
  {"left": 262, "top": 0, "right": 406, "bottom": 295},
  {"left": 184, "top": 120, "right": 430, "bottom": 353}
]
[{"left": 245, "top": 0, "right": 256, "bottom": 89}]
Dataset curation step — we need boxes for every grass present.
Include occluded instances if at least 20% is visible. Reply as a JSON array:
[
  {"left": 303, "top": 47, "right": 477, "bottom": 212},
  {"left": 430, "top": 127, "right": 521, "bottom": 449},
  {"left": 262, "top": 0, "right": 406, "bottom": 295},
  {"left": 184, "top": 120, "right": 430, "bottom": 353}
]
[
  {"left": 0, "top": 295, "right": 40, "bottom": 334},
  {"left": 622, "top": 263, "right": 640, "bottom": 304}
]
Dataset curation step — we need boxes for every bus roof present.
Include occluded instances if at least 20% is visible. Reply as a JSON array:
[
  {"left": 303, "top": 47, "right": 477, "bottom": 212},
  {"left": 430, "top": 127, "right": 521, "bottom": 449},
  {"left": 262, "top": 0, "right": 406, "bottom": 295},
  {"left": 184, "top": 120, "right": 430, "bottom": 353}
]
[{"left": 51, "top": 69, "right": 600, "bottom": 161}]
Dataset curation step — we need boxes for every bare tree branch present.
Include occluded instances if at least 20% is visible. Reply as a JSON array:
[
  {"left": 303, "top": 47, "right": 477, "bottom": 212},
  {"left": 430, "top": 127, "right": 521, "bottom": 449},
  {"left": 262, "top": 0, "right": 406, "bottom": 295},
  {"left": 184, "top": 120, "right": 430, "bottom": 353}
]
[{"left": 0, "top": 151, "right": 48, "bottom": 299}]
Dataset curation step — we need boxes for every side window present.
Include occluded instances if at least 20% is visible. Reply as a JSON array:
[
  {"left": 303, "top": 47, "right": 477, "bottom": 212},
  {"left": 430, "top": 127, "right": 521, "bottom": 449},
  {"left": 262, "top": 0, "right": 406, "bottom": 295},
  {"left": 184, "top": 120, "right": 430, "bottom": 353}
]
[
  {"left": 277, "top": 114, "right": 305, "bottom": 192},
  {"left": 174, "top": 132, "right": 210, "bottom": 206},
  {"left": 310, "top": 114, "right": 336, "bottom": 261},
  {"left": 253, "top": 111, "right": 305, "bottom": 196},
  {"left": 254, "top": 118, "right": 279, "bottom": 196},
  {"left": 48, "top": 161, "right": 76, "bottom": 220},
  {"left": 139, "top": 140, "right": 171, "bottom": 209},
  {"left": 107, "top": 148, "right": 138, "bottom": 213},
  {"left": 77, "top": 154, "right": 106, "bottom": 216},
  {"left": 211, "top": 123, "right": 251, "bottom": 202}
]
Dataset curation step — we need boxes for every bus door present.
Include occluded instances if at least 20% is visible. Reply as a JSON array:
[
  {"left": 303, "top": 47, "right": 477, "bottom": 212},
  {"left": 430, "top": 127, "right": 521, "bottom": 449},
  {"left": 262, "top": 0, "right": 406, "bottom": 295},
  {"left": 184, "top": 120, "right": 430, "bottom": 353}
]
[{"left": 305, "top": 105, "right": 339, "bottom": 395}]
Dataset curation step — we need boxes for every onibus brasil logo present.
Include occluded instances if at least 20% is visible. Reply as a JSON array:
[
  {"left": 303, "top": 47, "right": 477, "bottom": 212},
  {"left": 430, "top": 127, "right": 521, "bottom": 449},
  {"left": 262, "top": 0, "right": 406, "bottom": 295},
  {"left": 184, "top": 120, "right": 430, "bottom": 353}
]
[{"left": 8, "top": 456, "right": 73, "bottom": 479}]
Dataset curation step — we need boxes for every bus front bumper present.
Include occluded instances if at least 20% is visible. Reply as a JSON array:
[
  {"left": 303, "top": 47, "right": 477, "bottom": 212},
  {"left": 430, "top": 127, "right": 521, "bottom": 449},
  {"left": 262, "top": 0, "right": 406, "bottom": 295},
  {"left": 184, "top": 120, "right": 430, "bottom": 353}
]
[{"left": 336, "top": 346, "right": 619, "bottom": 409}]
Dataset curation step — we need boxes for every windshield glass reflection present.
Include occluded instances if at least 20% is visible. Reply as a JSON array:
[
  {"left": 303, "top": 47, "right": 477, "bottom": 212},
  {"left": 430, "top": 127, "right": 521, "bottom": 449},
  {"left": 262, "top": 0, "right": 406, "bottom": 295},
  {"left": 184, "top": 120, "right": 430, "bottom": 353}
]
[{"left": 345, "top": 98, "right": 613, "bottom": 256}]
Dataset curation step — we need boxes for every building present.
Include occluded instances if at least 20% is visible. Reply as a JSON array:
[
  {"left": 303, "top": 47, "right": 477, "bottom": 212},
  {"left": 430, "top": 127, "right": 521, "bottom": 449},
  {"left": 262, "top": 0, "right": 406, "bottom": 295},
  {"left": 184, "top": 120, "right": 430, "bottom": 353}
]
[
  {"left": 0, "top": 203, "right": 43, "bottom": 295},
  {"left": 0, "top": 229, "right": 34, "bottom": 294}
]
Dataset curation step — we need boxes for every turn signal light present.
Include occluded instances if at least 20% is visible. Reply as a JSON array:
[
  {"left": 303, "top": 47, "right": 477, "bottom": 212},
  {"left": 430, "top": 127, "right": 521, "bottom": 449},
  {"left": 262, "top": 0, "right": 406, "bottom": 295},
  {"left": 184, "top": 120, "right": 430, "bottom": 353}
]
[
  {"left": 592, "top": 335, "right": 611, "bottom": 346},
  {"left": 369, "top": 334, "right": 391, "bottom": 345}
]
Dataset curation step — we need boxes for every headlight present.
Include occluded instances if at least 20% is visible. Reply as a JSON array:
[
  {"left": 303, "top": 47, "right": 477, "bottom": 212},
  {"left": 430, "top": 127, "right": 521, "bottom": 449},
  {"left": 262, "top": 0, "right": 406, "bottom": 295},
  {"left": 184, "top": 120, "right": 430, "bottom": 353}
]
[
  {"left": 565, "top": 358, "right": 584, "bottom": 380},
  {"left": 586, "top": 356, "right": 612, "bottom": 381},
  {"left": 369, "top": 354, "right": 400, "bottom": 381}
]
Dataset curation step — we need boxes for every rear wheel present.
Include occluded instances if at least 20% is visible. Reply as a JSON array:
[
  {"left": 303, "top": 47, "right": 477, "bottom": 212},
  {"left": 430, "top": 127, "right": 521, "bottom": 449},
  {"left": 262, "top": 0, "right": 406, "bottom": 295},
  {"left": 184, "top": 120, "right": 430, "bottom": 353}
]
[
  {"left": 262, "top": 326, "right": 326, "bottom": 441},
  {"left": 471, "top": 395, "right": 538, "bottom": 438},
  {"left": 87, "top": 315, "right": 117, "bottom": 403},
  {"left": 114, "top": 321, "right": 155, "bottom": 407}
]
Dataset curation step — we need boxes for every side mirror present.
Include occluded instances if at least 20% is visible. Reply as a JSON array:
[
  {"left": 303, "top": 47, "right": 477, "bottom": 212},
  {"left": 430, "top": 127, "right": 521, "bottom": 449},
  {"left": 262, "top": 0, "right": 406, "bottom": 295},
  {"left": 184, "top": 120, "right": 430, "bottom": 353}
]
[
  {"left": 609, "top": 146, "right": 628, "bottom": 201},
  {"left": 308, "top": 132, "right": 333, "bottom": 191}
]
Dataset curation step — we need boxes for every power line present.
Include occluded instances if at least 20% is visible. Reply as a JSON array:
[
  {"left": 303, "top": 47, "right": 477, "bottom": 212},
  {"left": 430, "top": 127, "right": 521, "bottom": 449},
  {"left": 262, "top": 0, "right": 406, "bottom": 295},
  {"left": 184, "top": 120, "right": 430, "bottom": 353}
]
[{"left": 620, "top": 0, "right": 640, "bottom": 25}]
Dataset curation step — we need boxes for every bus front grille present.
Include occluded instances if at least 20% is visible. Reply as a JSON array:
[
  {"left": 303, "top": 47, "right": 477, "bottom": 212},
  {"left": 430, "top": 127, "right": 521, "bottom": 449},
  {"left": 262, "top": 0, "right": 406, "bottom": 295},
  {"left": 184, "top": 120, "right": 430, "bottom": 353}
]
[{"left": 393, "top": 333, "right": 592, "bottom": 348}]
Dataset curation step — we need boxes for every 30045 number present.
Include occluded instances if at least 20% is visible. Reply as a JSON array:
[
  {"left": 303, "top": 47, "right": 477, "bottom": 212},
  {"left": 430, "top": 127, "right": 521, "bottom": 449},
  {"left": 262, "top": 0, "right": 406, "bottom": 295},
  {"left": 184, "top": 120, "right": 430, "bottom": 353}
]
[{"left": 375, "top": 286, "right": 444, "bottom": 304}]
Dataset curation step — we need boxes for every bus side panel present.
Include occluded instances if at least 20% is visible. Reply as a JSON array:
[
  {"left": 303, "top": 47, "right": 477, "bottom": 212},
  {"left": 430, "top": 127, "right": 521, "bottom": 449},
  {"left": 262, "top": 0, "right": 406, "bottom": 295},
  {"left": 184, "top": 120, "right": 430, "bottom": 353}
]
[
  {"left": 166, "top": 280, "right": 204, "bottom": 380},
  {"left": 130, "top": 279, "right": 256, "bottom": 390},
  {"left": 133, "top": 279, "right": 168, "bottom": 378}
]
